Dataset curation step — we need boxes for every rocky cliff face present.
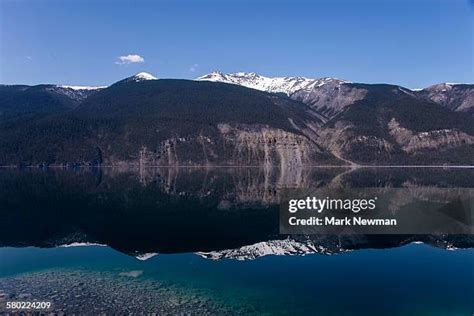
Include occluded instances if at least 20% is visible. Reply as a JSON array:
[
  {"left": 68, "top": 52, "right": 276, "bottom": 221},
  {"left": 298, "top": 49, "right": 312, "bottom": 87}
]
[
  {"left": 215, "top": 123, "right": 321, "bottom": 167},
  {"left": 115, "top": 123, "right": 335, "bottom": 167},
  {"left": 388, "top": 118, "right": 474, "bottom": 153}
]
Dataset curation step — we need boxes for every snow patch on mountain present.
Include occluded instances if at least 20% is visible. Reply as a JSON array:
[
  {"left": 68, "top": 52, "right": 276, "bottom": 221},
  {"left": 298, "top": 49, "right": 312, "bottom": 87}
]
[
  {"left": 58, "top": 242, "right": 106, "bottom": 247},
  {"left": 60, "top": 85, "right": 107, "bottom": 90},
  {"left": 197, "top": 71, "right": 349, "bottom": 96},
  {"left": 47, "top": 85, "right": 104, "bottom": 103}
]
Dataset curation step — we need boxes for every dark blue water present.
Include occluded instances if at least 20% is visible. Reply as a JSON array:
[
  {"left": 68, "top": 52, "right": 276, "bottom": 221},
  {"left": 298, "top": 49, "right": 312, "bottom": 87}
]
[{"left": 1, "top": 244, "right": 473, "bottom": 315}]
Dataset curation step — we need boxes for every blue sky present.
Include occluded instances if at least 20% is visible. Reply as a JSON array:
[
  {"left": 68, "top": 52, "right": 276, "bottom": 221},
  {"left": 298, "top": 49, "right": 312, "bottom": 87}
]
[{"left": 1, "top": 0, "right": 472, "bottom": 88}]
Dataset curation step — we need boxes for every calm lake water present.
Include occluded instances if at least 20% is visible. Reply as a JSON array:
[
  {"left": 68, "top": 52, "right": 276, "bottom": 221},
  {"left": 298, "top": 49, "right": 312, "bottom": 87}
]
[{"left": 0, "top": 167, "right": 473, "bottom": 315}]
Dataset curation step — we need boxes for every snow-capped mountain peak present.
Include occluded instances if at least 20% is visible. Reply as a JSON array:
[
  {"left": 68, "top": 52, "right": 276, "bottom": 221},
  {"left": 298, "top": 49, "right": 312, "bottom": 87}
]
[
  {"left": 129, "top": 72, "right": 158, "bottom": 82},
  {"left": 197, "top": 71, "right": 349, "bottom": 96}
]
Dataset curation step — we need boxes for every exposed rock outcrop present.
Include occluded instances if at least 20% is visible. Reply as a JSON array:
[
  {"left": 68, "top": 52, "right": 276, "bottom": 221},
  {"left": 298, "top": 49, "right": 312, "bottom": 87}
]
[
  {"left": 388, "top": 118, "right": 474, "bottom": 153},
  {"left": 125, "top": 124, "right": 336, "bottom": 168}
]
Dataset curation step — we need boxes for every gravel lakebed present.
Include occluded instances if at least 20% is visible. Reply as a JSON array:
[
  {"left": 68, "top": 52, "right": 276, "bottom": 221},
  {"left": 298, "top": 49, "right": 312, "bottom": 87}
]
[{"left": 0, "top": 268, "right": 255, "bottom": 314}]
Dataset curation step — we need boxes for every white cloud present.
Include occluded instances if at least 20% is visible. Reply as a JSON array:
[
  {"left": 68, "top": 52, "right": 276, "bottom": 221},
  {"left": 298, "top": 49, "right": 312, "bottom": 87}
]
[
  {"left": 189, "top": 63, "right": 199, "bottom": 72},
  {"left": 115, "top": 54, "right": 145, "bottom": 65}
]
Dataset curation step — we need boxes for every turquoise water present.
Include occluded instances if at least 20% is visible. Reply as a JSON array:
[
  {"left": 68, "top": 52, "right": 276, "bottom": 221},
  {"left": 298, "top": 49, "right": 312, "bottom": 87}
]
[{"left": 1, "top": 244, "right": 473, "bottom": 315}]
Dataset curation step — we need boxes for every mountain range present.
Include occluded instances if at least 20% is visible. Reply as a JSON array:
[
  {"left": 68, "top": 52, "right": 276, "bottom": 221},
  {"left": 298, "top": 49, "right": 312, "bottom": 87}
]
[
  {"left": 198, "top": 71, "right": 474, "bottom": 119},
  {"left": 0, "top": 71, "right": 473, "bottom": 166}
]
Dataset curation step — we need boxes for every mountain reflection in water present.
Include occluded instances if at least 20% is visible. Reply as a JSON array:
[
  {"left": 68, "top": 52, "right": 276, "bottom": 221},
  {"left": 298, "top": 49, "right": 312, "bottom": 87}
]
[{"left": 0, "top": 167, "right": 473, "bottom": 260}]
